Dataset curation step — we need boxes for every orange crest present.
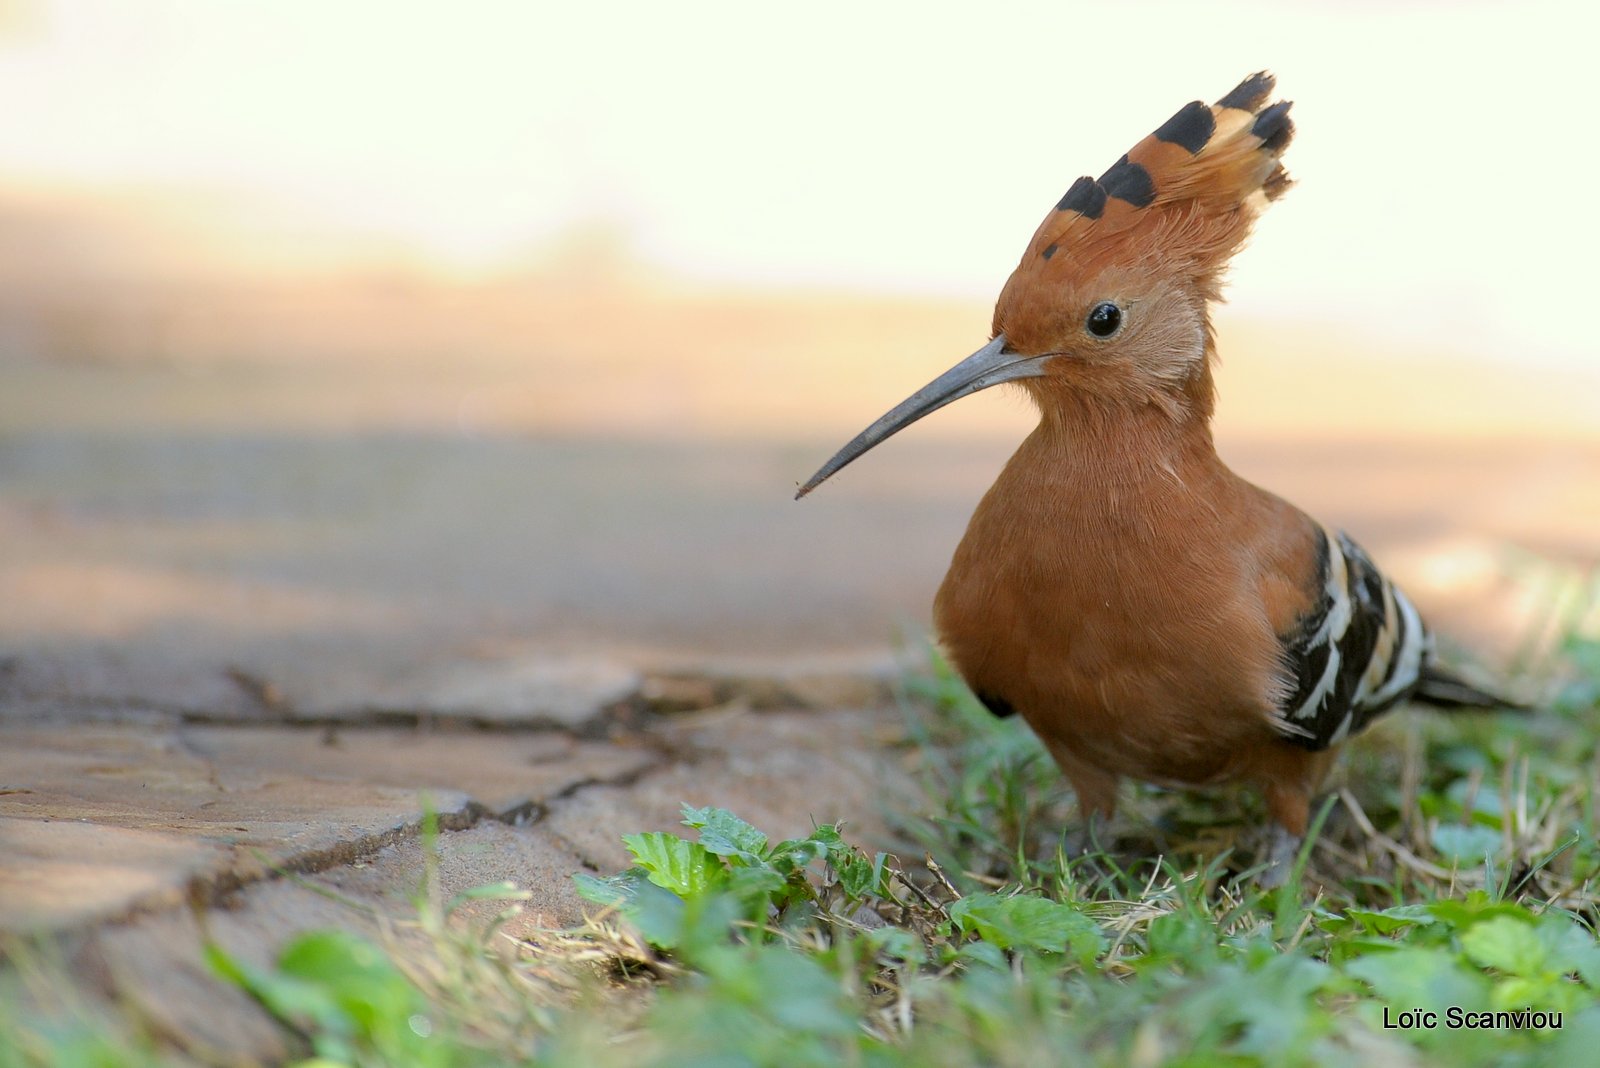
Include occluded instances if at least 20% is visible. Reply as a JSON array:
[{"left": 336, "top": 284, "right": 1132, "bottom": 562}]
[{"left": 1005, "top": 72, "right": 1294, "bottom": 302}]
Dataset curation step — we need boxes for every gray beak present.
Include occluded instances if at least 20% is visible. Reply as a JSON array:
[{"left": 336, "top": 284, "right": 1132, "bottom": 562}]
[{"left": 795, "top": 334, "right": 1048, "bottom": 498}]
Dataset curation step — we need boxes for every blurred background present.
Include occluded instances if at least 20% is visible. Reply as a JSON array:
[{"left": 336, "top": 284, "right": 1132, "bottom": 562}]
[{"left": 1, "top": 0, "right": 1595, "bottom": 711}]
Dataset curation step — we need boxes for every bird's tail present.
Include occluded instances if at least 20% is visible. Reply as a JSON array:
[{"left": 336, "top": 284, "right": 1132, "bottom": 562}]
[{"left": 1413, "top": 665, "right": 1528, "bottom": 712}]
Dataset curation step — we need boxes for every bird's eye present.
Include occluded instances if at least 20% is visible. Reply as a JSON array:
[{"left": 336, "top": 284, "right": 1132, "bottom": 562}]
[{"left": 1085, "top": 302, "right": 1122, "bottom": 338}]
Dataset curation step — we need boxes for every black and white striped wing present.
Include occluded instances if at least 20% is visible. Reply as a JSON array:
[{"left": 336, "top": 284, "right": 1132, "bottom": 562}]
[{"left": 1274, "top": 526, "right": 1432, "bottom": 750}]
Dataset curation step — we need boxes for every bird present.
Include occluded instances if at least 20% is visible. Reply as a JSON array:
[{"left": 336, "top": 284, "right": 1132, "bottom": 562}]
[{"left": 796, "top": 71, "right": 1515, "bottom": 881}]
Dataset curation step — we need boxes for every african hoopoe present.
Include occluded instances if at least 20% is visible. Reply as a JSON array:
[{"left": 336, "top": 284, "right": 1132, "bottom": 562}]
[{"left": 797, "top": 72, "right": 1514, "bottom": 879}]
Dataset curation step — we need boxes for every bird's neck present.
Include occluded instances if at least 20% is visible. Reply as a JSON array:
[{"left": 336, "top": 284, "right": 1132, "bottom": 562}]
[
  {"left": 963, "top": 393, "right": 1233, "bottom": 569},
  {"left": 1027, "top": 381, "right": 1222, "bottom": 491}
]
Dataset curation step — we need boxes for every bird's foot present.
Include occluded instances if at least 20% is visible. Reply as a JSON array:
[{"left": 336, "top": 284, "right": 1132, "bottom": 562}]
[
  {"left": 1256, "top": 825, "right": 1303, "bottom": 889},
  {"left": 1065, "top": 812, "right": 1112, "bottom": 859}
]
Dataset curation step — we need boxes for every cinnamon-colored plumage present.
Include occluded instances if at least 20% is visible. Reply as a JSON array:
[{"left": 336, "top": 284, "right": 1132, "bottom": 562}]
[{"left": 798, "top": 72, "right": 1513, "bottom": 878}]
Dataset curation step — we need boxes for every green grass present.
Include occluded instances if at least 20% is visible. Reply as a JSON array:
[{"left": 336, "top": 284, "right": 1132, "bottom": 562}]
[{"left": 5, "top": 571, "right": 1599, "bottom": 1067}]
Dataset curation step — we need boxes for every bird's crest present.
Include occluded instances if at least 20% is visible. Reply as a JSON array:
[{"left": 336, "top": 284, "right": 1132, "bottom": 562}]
[{"left": 1011, "top": 72, "right": 1294, "bottom": 292}]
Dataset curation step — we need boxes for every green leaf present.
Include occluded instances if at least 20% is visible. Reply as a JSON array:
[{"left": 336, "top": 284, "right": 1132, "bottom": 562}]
[
  {"left": 1546, "top": 919, "right": 1600, "bottom": 988},
  {"left": 1145, "top": 909, "right": 1221, "bottom": 968},
  {"left": 572, "top": 869, "right": 645, "bottom": 908},
  {"left": 833, "top": 849, "right": 893, "bottom": 900},
  {"left": 1346, "top": 905, "right": 1439, "bottom": 935},
  {"left": 626, "top": 879, "right": 690, "bottom": 949},
  {"left": 212, "top": 931, "right": 435, "bottom": 1064},
  {"left": 1329, "top": 936, "right": 1412, "bottom": 965},
  {"left": 866, "top": 925, "right": 927, "bottom": 966},
  {"left": 1185, "top": 956, "right": 1335, "bottom": 1059},
  {"left": 681, "top": 805, "right": 769, "bottom": 862},
  {"left": 766, "top": 833, "right": 832, "bottom": 872},
  {"left": 1461, "top": 913, "right": 1600, "bottom": 991},
  {"left": 726, "top": 864, "right": 787, "bottom": 904},
  {"left": 789, "top": 824, "right": 851, "bottom": 870},
  {"left": 1460, "top": 915, "right": 1546, "bottom": 976},
  {"left": 1444, "top": 780, "right": 1506, "bottom": 820},
  {"left": 948, "top": 893, "right": 1105, "bottom": 963},
  {"left": 739, "top": 948, "right": 857, "bottom": 1036},
  {"left": 277, "top": 931, "right": 424, "bottom": 1036},
  {"left": 622, "top": 832, "right": 728, "bottom": 897},
  {"left": 207, "top": 941, "right": 354, "bottom": 1053},
  {"left": 1424, "top": 893, "right": 1534, "bottom": 930},
  {"left": 1545, "top": 1005, "right": 1600, "bottom": 1064},
  {"left": 646, "top": 943, "right": 858, "bottom": 1058},
  {"left": 1347, "top": 946, "right": 1491, "bottom": 1012},
  {"left": 277, "top": 930, "right": 388, "bottom": 982},
  {"left": 1431, "top": 823, "right": 1501, "bottom": 864},
  {"left": 955, "top": 939, "right": 1010, "bottom": 971}
]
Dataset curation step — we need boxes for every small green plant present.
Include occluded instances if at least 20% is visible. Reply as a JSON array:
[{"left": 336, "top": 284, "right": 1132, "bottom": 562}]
[
  {"left": 209, "top": 930, "right": 467, "bottom": 1068},
  {"left": 573, "top": 805, "right": 896, "bottom": 953},
  {"left": 894, "top": 647, "right": 1083, "bottom": 886},
  {"left": 205, "top": 806, "right": 552, "bottom": 1067},
  {"left": 555, "top": 801, "right": 1598, "bottom": 1066}
]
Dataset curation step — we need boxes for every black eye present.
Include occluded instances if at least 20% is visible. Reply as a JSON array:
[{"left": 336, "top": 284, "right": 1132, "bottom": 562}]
[{"left": 1085, "top": 302, "right": 1122, "bottom": 338}]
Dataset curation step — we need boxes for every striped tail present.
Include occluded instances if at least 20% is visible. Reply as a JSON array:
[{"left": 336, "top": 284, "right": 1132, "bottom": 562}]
[{"left": 1413, "top": 664, "right": 1527, "bottom": 712}]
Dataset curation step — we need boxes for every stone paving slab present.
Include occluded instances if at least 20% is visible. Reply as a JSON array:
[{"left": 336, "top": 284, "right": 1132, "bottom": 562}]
[
  {"left": 542, "top": 707, "right": 914, "bottom": 875},
  {"left": 168, "top": 725, "right": 661, "bottom": 819},
  {"left": 0, "top": 721, "right": 660, "bottom": 933},
  {"left": 7, "top": 706, "right": 909, "bottom": 1065},
  {"left": 79, "top": 821, "right": 606, "bottom": 1065},
  {"left": 2, "top": 819, "right": 219, "bottom": 934}
]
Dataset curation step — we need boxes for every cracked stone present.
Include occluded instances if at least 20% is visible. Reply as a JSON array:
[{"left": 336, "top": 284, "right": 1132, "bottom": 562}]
[
  {"left": 0, "top": 820, "right": 219, "bottom": 932},
  {"left": 544, "top": 707, "right": 913, "bottom": 873},
  {"left": 0, "top": 721, "right": 658, "bottom": 933},
  {"left": 75, "top": 820, "right": 597, "bottom": 1064},
  {"left": 2, "top": 703, "right": 912, "bottom": 1062}
]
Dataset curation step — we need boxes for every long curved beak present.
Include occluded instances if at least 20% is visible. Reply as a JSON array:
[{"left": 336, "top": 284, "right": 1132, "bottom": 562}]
[{"left": 795, "top": 334, "right": 1048, "bottom": 499}]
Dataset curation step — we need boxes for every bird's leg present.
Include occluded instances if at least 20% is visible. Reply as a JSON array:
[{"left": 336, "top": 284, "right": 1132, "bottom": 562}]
[
  {"left": 1066, "top": 809, "right": 1114, "bottom": 858},
  {"left": 1258, "top": 750, "right": 1334, "bottom": 887},
  {"left": 1258, "top": 824, "right": 1303, "bottom": 889},
  {"left": 1044, "top": 739, "right": 1120, "bottom": 857}
]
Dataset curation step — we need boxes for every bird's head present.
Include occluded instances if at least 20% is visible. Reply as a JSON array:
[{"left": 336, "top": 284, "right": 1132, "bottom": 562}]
[{"left": 798, "top": 72, "right": 1294, "bottom": 498}]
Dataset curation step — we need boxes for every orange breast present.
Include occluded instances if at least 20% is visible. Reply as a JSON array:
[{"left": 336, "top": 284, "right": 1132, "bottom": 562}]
[{"left": 933, "top": 415, "right": 1321, "bottom": 788}]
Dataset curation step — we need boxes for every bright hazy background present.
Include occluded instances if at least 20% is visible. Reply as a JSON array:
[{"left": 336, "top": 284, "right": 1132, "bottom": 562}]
[{"left": 4, "top": 1, "right": 1600, "bottom": 371}]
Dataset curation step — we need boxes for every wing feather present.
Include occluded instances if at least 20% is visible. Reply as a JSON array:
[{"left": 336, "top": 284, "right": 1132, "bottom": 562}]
[{"left": 1275, "top": 526, "right": 1430, "bottom": 750}]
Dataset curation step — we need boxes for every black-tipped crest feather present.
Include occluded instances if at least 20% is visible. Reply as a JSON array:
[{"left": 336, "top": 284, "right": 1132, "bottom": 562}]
[{"left": 1217, "top": 71, "right": 1275, "bottom": 111}]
